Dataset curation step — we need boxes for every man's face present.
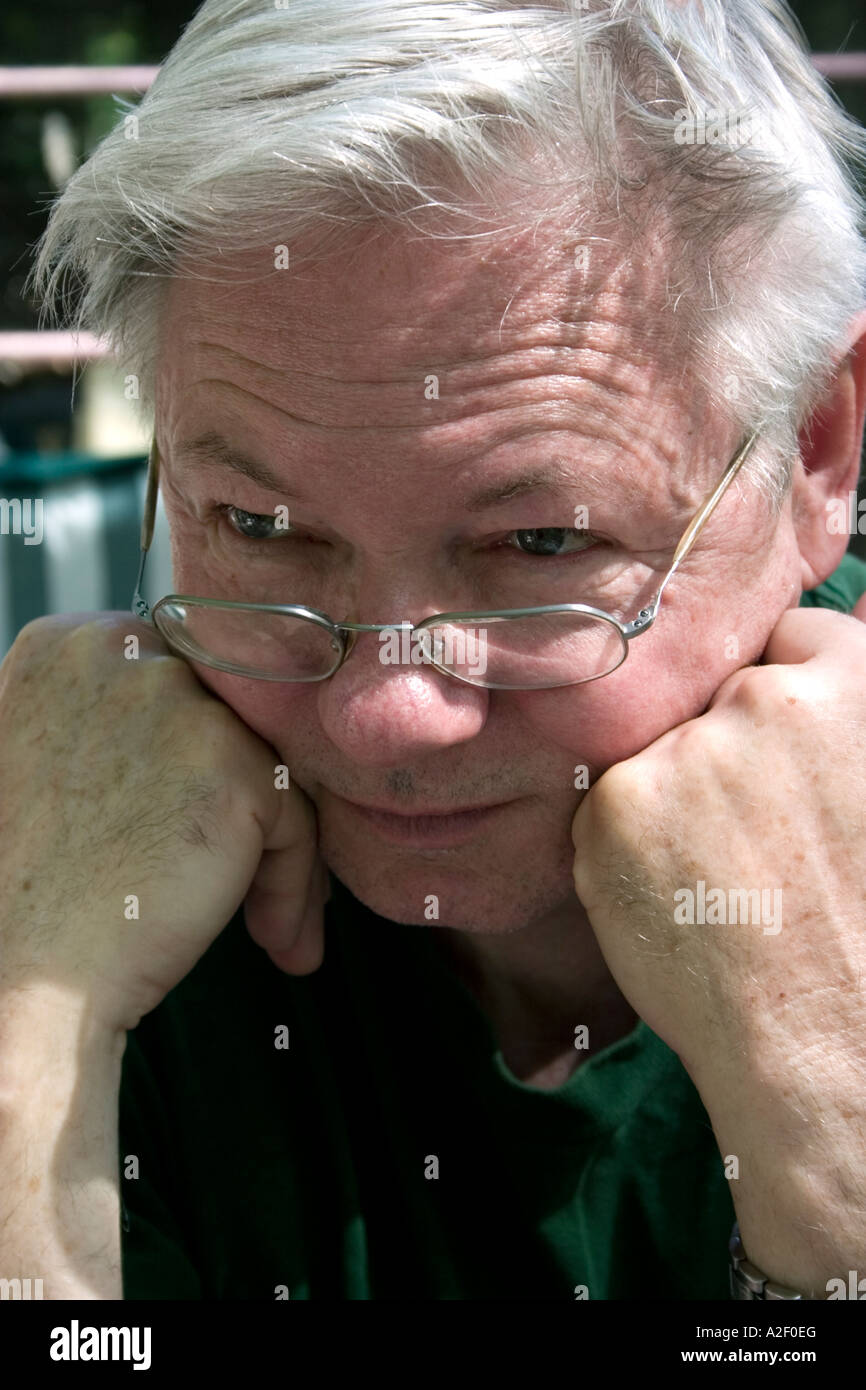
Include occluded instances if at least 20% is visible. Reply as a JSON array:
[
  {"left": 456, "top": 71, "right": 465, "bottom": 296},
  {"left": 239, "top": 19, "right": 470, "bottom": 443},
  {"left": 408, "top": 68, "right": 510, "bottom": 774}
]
[{"left": 155, "top": 225, "right": 802, "bottom": 932}]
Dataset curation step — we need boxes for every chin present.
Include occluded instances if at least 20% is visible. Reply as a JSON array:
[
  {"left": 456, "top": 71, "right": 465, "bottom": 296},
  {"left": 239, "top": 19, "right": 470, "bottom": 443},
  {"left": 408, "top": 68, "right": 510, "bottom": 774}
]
[{"left": 320, "top": 837, "right": 575, "bottom": 933}]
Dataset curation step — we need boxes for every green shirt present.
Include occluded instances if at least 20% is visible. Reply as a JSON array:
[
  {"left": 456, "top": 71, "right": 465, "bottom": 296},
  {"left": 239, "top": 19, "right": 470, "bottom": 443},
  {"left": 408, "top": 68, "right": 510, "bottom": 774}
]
[{"left": 119, "top": 551, "right": 866, "bottom": 1300}]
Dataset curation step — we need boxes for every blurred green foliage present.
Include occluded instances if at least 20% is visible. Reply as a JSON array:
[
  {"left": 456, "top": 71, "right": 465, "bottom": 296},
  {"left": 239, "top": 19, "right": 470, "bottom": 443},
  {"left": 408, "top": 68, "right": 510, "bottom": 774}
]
[{"left": 0, "top": 2, "right": 193, "bottom": 329}]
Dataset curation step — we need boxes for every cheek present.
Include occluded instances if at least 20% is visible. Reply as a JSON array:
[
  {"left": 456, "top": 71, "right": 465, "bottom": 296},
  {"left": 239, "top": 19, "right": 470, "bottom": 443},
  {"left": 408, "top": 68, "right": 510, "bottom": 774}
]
[
  {"left": 187, "top": 665, "right": 310, "bottom": 746},
  {"left": 510, "top": 634, "right": 726, "bottom": 773}
]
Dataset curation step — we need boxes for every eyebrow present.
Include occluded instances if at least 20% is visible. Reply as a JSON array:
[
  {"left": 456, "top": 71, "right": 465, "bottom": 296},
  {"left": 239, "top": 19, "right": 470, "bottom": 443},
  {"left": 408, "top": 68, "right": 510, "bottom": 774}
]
[
  {"left": 175, "top": 432, "right": 586, "bottom": 509},
  {"left": 175, "top": 433, "right": 289, "bottom": 493},
  {"left": 463, "top": 460, "right": 584, "bottom": 512}
]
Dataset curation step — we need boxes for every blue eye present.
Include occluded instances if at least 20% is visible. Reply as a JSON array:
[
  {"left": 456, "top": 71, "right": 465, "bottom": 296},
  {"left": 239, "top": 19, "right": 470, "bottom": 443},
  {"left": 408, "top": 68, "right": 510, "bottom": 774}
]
[
  {"left": 504, "top": 528, "right": 599, "bottom": 558},
  {"left": 225, "top": 507, "right": 291, "bottom": 540},
  {"left": 218, "top": 509, "right": 599, "bottom": 558}
]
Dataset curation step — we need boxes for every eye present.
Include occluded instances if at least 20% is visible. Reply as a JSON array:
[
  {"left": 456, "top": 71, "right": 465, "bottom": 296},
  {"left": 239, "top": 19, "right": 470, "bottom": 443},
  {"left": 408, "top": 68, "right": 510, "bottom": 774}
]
[
  {"left": 223, "top": 506, "right": 295, "bottom": 541},
  {"left": 216, "top": 508, "right": 602, "bottom": 556},
  {"left": 502, "top": 527, "right": 600, "bottom": 558}
]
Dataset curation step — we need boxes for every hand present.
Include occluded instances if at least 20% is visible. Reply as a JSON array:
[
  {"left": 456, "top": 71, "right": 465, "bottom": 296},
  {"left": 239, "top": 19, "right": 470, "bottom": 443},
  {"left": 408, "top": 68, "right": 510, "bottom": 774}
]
[
  {"left": 571, "top": 601, "right": 866, "bottom": 1294},
  {"left": 0, "top": 613, "right": 326, "bottom": 1033}
]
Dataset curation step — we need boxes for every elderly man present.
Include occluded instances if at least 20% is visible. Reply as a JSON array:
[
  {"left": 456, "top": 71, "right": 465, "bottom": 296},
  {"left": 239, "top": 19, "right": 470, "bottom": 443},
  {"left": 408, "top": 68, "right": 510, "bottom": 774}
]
[{"left": 3, "top": 0, "right": 866, "bottom": 1303}]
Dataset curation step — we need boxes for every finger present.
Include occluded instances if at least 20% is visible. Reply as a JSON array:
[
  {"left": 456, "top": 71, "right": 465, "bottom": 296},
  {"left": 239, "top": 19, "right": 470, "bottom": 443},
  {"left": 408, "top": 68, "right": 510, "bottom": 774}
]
[
  {"left": 853, "top": 592, "right": 866, "bottom": 623},
  {"left": 703, "top": 660, "right": 760, "bottom": 710},
  {"left": 264, "top": 865, "right": 327, "bottom": 976},
  {"left": 759, "top": 605, "right": 863, "bottom": 667},
  {"left": 243, "top": 786, "right": 319, "bottom": 956}
]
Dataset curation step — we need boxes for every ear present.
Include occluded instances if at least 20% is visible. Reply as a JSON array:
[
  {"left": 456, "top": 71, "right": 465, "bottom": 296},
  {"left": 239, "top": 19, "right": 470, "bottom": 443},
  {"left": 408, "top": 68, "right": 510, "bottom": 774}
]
[{"left": 791, "top": 306, "right": 866, "bottom": 591}]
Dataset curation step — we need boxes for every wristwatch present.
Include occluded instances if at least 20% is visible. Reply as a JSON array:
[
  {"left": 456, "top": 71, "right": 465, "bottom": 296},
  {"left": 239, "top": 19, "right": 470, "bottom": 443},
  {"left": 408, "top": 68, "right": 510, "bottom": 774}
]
[{"left": 728, "top": 1221, "right": 804, "bottom": 1299}]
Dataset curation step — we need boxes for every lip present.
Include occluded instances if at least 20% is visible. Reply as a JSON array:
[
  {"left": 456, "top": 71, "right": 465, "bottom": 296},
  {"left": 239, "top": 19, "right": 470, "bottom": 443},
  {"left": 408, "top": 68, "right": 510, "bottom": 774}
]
[
  {"left": 334, "top": 794, "right": 515, "bottom": 847},
  {"left": 342, "top": 797, "right": 507, "bottom": 817}
]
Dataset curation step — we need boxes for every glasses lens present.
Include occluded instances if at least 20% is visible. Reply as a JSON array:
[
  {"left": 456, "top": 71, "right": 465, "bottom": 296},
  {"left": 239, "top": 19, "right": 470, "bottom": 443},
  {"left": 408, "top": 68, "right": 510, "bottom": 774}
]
[
  {"left": 420, "top": 611, "right": 628, "bottom": 688},
  {"left": 153, "top": 600, "right": 342, "bottom": 681},
  {"left": 152, "top": 602, "right": 628, "bottom": 688}
]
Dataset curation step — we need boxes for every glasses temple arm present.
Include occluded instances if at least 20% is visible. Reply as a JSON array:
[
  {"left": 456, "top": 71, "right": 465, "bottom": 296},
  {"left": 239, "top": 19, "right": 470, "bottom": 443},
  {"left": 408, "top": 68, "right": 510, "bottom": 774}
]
[
  {"left": 653, "top": 430, "right": 760, "bottom": 607},
  {"left": 132, "top": 438, "right": 160, "bottom": 620}
]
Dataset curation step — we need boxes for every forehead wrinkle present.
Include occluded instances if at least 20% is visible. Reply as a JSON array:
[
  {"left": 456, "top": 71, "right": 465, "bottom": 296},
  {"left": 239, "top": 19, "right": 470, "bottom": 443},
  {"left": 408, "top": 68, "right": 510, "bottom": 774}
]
[
  {"left": 182, "top": 328, "right": 661, "bottom": 439},
  {"left": 165, "top": 219, "right": 683, "bottom": 389},
  {"left": 167, "top": 401, "right": 704, "bottom": 538},
  {"left": 187, "top": 304, "right": 667, "bottom": 387},
  {"left": 162, "top": 249, "right": 714, "bottom": 513},
  {"left": 169, "top": 371, "right": 711, "bottom": 525},
  {"left": 192, "top": 338, "right": 429, "bottom": 387},
  {"left": 174, "top": 246, "right": 674, "bottom": 372},
  {"left": 188, "top": 373, "right": 659, "bottom": 454}
]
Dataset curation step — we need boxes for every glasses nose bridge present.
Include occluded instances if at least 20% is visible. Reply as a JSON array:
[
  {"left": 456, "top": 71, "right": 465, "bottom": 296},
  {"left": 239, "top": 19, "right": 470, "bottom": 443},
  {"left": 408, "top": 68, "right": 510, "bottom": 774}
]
[
  {"left": 332, "top": 618, "right": 418, "bottom": 671},
  {"left": 337, "top": 620, "right": 414, "bottom": 632}
]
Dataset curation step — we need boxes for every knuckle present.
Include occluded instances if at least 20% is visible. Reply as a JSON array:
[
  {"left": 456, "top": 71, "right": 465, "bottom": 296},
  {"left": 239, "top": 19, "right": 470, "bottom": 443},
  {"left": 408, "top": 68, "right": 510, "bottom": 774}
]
[
  {"left": 737, "top": 664, "right": 816, "bottom": 714},
  {"left": 727, "top": 664, "right": 768, "bottom": 705},
  {"left": 6, "top": 613, "right": 65, "bottom": 663}
]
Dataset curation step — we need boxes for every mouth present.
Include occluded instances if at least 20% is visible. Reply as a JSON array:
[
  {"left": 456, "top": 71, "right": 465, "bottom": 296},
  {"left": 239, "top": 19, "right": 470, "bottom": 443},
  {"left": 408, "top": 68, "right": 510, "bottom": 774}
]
[{"left": 331, "top": 793, "right": 516, "bottom": 847}]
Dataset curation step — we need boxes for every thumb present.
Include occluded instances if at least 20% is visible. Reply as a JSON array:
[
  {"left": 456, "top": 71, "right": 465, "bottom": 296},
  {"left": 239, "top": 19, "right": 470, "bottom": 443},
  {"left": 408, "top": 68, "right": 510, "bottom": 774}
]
[{"left": 243, "top": 783, "right": 326, "bottom": 976}]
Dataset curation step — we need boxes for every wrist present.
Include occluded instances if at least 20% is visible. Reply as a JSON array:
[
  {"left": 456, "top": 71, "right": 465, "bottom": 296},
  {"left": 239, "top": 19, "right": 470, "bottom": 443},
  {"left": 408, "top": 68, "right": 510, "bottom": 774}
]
[
  {"left": 729, "top": 1222, "right": 805, "bottom": 1300},
  {"left": 694, "top": 1058, "right": 866, "bottom": 1299},
  {"left": 0, "top": 983, "right": 126, "bottom": 1098},
  {"left": 0, "top": 984, "right": 125, "bottom": 1300},
  {"left": 730, "top": 1163, "right": 866, "bottom": 1299}
]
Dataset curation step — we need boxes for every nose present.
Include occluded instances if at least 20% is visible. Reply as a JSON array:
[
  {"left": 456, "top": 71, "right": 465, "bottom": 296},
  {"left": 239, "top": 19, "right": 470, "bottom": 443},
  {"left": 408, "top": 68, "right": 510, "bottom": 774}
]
[{"left": 316, "top": 623, "right": 488, "bottom": 764}]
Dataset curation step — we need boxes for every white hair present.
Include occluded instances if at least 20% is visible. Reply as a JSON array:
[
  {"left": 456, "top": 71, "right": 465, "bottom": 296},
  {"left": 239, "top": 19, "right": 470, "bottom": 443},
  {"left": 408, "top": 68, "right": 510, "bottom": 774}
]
[{"left": 28, "top": 0, "right": 866, "bottom": 508}]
